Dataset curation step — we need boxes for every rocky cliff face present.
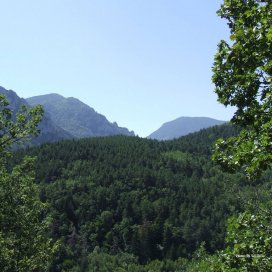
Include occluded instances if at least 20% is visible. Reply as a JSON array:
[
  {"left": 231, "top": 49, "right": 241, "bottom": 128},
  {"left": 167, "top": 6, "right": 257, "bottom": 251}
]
[
  {"left": 1, "top": 86, "right": 134, "bottom": 144},
  {"left": 27, "top": 93, "right": 134, "bottom": 138}
]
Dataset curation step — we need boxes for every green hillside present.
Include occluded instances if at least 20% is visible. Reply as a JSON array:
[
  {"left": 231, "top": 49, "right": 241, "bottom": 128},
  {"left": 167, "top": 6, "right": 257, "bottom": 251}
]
[{"left": 12, "top": 124, "right": 256, "bottom": 271}]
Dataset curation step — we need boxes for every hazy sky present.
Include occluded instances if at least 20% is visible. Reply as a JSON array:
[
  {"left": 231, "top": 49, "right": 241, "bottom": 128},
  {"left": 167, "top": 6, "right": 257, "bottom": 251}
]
[{"left": 0, "top": 0, "right": 234, "bottom": 137}]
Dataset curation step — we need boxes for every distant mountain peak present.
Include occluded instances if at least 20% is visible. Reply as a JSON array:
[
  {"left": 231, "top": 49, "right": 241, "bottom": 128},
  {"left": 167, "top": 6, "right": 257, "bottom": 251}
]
[
  {"left": 0, "top": 86, "right": 73, "bottom": 144},
  {"left": 148, "top": 116, "right": 227, "bottom": 140},
  {"left": 29, "top": 93, "right": 63, "bottom": 98},
  {"left": 27, "top": 93, "right": 134, "bottom": 138},
  {"left": 0, "top": 86, "right": 134, "bottom": 144}
]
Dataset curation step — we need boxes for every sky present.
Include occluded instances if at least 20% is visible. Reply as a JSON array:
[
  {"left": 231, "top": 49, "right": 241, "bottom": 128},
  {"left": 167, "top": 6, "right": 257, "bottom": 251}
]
[{"left": 0, "top": 0, "right": 234, "bottom": 137}]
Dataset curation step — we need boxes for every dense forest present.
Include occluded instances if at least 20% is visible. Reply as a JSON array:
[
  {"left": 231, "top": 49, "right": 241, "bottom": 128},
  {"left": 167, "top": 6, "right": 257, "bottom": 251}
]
[
  {"left": 11, "top": 124, "right": 264, "bottom": 271},
  {"left": 1, "top": 0, "right": 271, "bottom": 270}
]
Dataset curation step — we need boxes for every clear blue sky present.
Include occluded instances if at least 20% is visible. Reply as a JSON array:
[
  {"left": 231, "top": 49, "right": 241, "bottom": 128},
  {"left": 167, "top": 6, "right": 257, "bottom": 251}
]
[{"left": 0, "top": 0, "right": 234, "bottom": 137}]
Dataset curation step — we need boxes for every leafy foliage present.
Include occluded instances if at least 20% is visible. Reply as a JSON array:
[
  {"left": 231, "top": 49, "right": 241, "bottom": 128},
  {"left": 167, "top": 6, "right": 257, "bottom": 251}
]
[
  {"left": 0, "top": 94, "right": 43, "bottom": 157},
  {"left": 0, "top": 157, "right": 57, "bottom": 272},
  {"left": 212, "top": 0, "right": 272, "bottom": 179},
  {"left": 212, "top": 1, "right": 272, "bottom": 271},
  {"left": 0, "top": 94, "right": 57, "bottom": 271},
  {"left": 216, "top": 209, "right": 272, "bottom": 271}
]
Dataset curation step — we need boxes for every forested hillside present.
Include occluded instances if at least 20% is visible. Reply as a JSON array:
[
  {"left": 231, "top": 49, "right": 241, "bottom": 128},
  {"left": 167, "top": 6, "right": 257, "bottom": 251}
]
[
  {"left": 12, "top": 124, "right": 255, "bottom": 271},
  {"left": 1, "top": 0, "right": 271, "bottom": 270}
]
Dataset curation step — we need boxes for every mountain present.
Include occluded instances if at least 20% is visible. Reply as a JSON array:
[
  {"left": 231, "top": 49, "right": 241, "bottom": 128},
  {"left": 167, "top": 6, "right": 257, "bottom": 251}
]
[
  {"left": 0, "top": 86, "right": 26, "bottom": 114},
  {"left": 26, "top": 93, "right": 134, "bottom": 138},
  {"left": 148, "top": 116, "right": 227, "bottom": 140},
  {"left": 0, "top": 86, "right": 73, "bottom": 144}
]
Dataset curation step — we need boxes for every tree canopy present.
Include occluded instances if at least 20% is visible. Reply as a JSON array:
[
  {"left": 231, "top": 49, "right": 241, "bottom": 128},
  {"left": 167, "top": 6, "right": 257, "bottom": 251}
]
[
  {"left": 0, "top": 94, "right": 57, "bottom": 271},
  {"left": 212, "top": 1, "right": 272, "bottom": 271},
  {"left": 0, "top": 94, "right": 43, "bottom": 157},
  {"left": 12, "top": 125, "right": 247, "bottom": 271},
  {"left": 212, "top": 0, "right": 272, "bottom": 179}
]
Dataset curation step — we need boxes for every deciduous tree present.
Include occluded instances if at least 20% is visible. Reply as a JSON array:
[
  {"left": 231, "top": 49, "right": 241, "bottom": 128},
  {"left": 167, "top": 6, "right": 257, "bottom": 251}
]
[
  {"left": 212, "top": 0, "right": 272, "bottom": 179},
  {"left": 0, "top": 94, "right": 57, "bottom": 271},
  {"left": 212, "top": 1, "right": 272, "bottom": 270}
]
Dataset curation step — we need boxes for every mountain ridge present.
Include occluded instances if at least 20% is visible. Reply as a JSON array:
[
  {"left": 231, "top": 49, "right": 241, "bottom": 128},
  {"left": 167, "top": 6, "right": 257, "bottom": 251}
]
[
  {"left": 148, "top": 116, "right": 227, "bottom": 140},
  {"left": 1, "top": 86, "right": 228, "bottom": 143},
  {"left": 0, "top": 86, "right": 134, "bottom": 144},
  {"left": 0, "top": 86, "right": 73, "bottom": 144},
  {"left": 26, "top": 93, "right": 134, "bottom": 138}
]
